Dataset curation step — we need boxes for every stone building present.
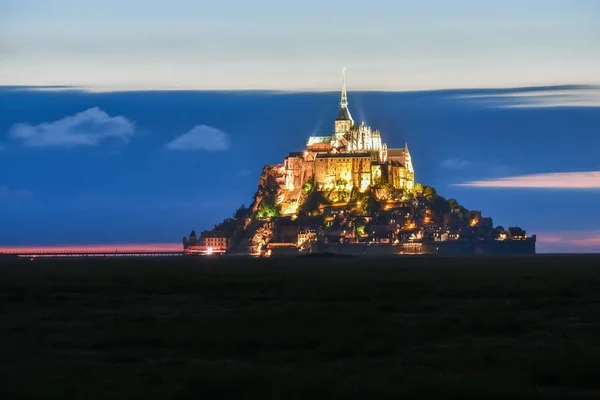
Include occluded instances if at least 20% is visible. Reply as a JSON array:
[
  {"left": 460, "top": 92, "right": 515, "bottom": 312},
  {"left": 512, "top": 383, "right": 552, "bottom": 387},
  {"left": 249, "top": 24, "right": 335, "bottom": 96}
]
[
  {"left": 182, "top": 230, "right": 197, "bottom": 249},
  {"left": 182, "top": 229, "right": 228, "bottom": 249},
  {"left": 270, "top": 69, "right": 415, "bottom": 215},
  {"left": 200, "top": 230, "right": 228, "bottom": 249}
]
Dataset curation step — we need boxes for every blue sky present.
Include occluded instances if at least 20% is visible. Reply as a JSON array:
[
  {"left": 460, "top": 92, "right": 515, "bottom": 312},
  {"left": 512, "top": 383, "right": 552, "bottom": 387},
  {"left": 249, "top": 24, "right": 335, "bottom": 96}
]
[
  {"left": 1, "top": 85, "right": 599, "bottom": 252},
  {"left": 2, "top": 0, "right": 599, "bottom": 90},
  {"left": 1, "top": 1, "right": 599, "bottom": 252}
]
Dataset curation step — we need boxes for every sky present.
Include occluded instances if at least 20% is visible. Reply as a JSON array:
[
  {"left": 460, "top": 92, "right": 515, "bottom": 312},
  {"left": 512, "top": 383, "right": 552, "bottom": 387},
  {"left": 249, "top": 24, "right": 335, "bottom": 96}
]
[
  {"left": 1, "top": 0, "right": 599, "bottom": 90},
  {"left": 1, "top": 1, "right": 599, "bottom": 253}
]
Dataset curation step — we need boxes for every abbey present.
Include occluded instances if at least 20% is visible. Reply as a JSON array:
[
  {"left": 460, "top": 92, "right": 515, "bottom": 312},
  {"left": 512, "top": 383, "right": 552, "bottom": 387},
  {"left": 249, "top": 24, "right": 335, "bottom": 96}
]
[
  {"left": 280, "top": 69, "right": 414, "bottom": 205},
  {"left": 185, "top": 69, "right": 536, "bottom": 256}
]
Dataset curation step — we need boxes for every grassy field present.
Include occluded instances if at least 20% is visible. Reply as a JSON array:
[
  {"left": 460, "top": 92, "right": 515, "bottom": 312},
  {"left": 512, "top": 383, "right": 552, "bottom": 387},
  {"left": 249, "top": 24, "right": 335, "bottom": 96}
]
[{"left": 1, "top": 254, "right": 600, "bottom": 398}]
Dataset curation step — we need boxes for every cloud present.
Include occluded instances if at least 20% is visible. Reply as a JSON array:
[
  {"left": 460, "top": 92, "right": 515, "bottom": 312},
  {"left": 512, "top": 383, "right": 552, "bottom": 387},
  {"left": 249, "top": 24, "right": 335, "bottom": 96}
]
[
  {"left": 9, "top": 107, "right": 135, "bottom": 148},
  {"left": 440, "top": 158, "right": 472, "bottom": 170},
  {"left": 455, "top": 171, "right": 600, "bottom": 189},
  {"left": 238, "top": 169, "right": 252, "bottom": 177},
  {"left": 456, "top": 86, "right": 600, "bottom": 108},
  {"left": 3, "top": 86, "right": 80, "bottom": 92},
  {"left": 167, "top": 125, "right": 229, "bottom": 151},
  {"left": 0, "top": 185, "right": 33, "bottom": 200},
  {"left": 537, "top": 231, "right": 600, "bottom": 253}
]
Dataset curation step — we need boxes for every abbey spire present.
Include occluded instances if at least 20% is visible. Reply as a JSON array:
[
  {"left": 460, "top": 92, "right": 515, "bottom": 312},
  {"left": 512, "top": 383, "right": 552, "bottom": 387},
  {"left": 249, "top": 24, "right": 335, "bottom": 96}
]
[
  {"left": 340, "top": 67, "right": 348, "bottom": 109},
  {"left": 335, "top": 67, "right": 353, "bottom": 136}
]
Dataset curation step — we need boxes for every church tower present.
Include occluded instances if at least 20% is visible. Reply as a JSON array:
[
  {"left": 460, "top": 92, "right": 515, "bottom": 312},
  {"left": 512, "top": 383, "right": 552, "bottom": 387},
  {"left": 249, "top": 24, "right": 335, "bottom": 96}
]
[{"left": 334, "top": 67, "right": 354, "bottom": 140}]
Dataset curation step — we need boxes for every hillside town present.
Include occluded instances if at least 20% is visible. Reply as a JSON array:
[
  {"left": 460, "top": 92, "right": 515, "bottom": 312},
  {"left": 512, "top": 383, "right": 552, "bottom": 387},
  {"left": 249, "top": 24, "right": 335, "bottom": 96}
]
[{"left": 183, "top": 70, "right": 535, "bottom": 256}]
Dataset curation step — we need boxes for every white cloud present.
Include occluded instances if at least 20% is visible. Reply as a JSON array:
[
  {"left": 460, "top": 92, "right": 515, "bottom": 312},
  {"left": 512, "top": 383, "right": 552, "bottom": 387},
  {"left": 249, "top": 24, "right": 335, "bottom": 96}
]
[
  {"left": 440, "top": 158, "right": 472, "bottom": 169},
  {"left": 166, "top": 125, "right": 229, "bottom": 151},
  {"left": 9, "top": 107, "right": 135, "bottom": 148},
  {"left": 455, "top": 171, "right": 600, "bottom": 189},
  {"left": 457, "top": 86, "right": 600, "bottom": 108}
]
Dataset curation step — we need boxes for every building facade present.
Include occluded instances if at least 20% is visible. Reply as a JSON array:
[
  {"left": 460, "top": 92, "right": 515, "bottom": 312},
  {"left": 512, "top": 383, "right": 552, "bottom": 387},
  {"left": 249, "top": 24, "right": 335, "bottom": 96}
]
[
  {"left": 182, "top": 230, "right": 229, "bottom": 250},
  {"left": 281, "top": 69, "right": 415, "bottom": 201}
]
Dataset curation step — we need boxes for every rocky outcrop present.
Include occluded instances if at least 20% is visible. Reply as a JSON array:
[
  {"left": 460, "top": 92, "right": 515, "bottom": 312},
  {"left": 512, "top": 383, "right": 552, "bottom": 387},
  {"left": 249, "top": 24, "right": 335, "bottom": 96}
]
[
  {"left": 251, "top": 165, "right": 284, "bottom": 214},
  {"left": 250, "top": 221, "right": 274, "bottom": 255},
  {"left": 227, "top": 219, "right": 262, "bottom": 255}
]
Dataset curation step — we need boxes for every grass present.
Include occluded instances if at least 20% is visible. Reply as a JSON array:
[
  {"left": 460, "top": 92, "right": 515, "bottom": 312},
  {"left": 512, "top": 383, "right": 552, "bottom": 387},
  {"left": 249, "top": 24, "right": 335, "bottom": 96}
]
[{"left": 1, "top": 254, "right": 600, "bottom": 398}]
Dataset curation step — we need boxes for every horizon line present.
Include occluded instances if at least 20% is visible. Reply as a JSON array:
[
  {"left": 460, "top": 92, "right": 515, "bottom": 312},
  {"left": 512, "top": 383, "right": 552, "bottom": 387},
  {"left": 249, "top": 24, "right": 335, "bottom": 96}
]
[
  {"left": 2, "top": 83, "right": 599, "bottom": 94},
  {"left": 0, "top": 243, "right": 183, "bottom": 253}
]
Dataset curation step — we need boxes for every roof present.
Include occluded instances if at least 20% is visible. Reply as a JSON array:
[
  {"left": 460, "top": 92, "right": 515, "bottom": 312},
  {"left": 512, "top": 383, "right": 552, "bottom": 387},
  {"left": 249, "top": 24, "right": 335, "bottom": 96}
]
[
  {"left": 307, "top": 136, "right": 332, "bottom": 145},
  {"left": 507, "top": 227, "right": 526, "bottom": 236},
  {"left": 336, "top": 107, "right": 352, "bottom": 121},
  {"left": 333, "top": 137, "right": 349, "bottom": 148},
  {"left": 387, "top": 148, "right": 406, "bottom": 158},
  {"left": 316, "top": 152, "right": 370, "bottom": 159},
  {"left": 200, "top": 230, "right": 227, "bottom": 238},
  {"left": 287, "top": 152, "right": 303, "bottom": 157}
]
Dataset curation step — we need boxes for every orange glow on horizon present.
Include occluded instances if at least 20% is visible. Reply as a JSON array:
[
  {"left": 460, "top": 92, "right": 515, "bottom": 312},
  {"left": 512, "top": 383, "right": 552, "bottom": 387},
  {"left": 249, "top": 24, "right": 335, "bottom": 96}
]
[
  {"left": 537, "top": 235, "right": 600, "bottom": 248},
  {"left": 0, "top": 243, "right": 182, "bottom": 253},
  {"left": 535, "top": 231, "right": 600, "bottom": 253}
]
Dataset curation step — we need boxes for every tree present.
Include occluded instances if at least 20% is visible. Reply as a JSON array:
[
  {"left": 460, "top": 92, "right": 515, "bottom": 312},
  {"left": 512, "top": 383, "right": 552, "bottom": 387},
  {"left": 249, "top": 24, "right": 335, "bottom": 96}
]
[
  {"left": 353, "top": 217, "right": 367, "bottom": 238},
  {"left": 349, "top": 187, "right": 362, "bottom": 202},
  {"left": 448, "top": 198, "right": 459, "bottom": 210},
  {"left": 299, "top": 190, "right": 329, "bottom": 216},
  {"left": 431, "top": 195, "right": 451, "bottom": 215},
  {"left": 214, "top": 218, "right": 239, "bottom": 237},
  {"left": 356, "top": 190, "right": 380, "bottom": 214},
  {"left": 335, "top": 178, "right": 349, "bottom": 190},
  {"left": 257, "top": 203, "right": 280, "bottom": 219},
  {"left": 234, "top": 204, "right": 250, "bottom": 220},
  {"left": 414, "top": 183, "right": 424, "bottom": 195},
  {"left": 423, "top": 186, "right": 437, "bottom": 201},
  {"left": 335, "top": 190, "right": 350, "bottom": 203},
  {"left": 302, "top": 180, "right": 313, "bottom": 194},
  {"left": 367, "top": 196, "right": 381, "bottom": 214},
  {"left": 372, "top": 174, "right": 390, "bottom": 189}
]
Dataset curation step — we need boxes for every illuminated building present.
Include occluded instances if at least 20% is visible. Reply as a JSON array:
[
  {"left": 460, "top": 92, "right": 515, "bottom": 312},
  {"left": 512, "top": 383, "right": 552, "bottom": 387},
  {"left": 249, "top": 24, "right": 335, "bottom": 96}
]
[
  {"left": 182, "top": 229, "right": 229, "bottom": 251},
  {"left": 183, "top": 69, "right": 536, "bottom": 256},
  {"left": 200, "top": 231, "right": 228, "bottom": 248},
  {"left": 276, "top": 69, "right": 415, "bottom": 213},
  {"left": 297, "top": 231, "right": 317, "bottom": 246}
]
